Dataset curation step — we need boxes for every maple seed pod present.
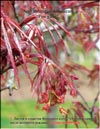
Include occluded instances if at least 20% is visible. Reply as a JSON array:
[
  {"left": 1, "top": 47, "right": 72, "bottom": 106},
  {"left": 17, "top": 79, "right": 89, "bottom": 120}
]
[{"left": 59, "top": 107, "right": 68, "bottom": 116}]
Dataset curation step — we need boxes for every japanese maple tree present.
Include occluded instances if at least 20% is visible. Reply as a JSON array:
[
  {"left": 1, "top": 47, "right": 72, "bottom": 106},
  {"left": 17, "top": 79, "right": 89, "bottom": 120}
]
[{"left": 1, "top": 1, "right": 100, "bottom": 128}]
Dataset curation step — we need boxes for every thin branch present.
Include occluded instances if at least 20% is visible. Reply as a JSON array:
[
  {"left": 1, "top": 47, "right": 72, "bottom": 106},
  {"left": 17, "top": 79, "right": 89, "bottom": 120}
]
[
  {"left": 0, "top": 86, "right": 17, "bottom": 96},
  {"left": 12, "top": 1, "right": 20, "bottom": 22},
  {"left": 75, "top": 86, "right": 99, "bottom": 119},
  {"left": 91, "top": 91, "right": 100, "bottom": 112},
  {"left": 0, "top": 86, "right": 8, "bottom": 92},
  {"left": 40, "top": 22, "right": 99, "bottom": 34},
  {"left": 0, "top": 59, "right": 23, "bottom": 75},
  {"left": 75, "top": 88, "right": 90, "bottom": 112}
]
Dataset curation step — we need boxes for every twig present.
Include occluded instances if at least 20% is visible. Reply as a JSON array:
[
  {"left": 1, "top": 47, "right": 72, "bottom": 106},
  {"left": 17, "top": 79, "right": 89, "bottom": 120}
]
[
  {"left": 40, "top": 22, "right": 99, "bottom": 34},
  {"left": 0, "top": 59, "right": 23, "bottom": 75},
  {"left": 91, "top": 91, "right": 100, "bottom": 112},
  {"left": 75, "top": 88, "right": 90, "bottom": 112},
  {"left": 12, "top": 1, "right": 20, "bottom": 22},
  {"left": 0, "top": 86, "right": 13, "bottom": 96},
  {"left": 0, "top": 86, "right": 8, "bottom": 92},
  {"left": 75, "top": 86, "right": 99, "bottom": 120}
]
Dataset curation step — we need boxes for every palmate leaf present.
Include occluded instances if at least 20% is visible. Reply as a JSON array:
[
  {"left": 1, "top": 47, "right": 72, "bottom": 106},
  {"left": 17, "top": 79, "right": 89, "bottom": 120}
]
[
  {"left": 50, "top": 18, "right": 77, "bottom": 45},
  {"left": 7, "top": 23, "right": 33, "bottom": 86},
  {"left": 20, "top": 17, "right": 59, "bottom": 59},
  {"left": 1, "top": 14, "right": 34, "bottom": 87},
  {"left": 20, "top": 12, "right": 77, "bottom": 59},
  {"left": 41, "top": 19, "right": 59, "bottom": 58},
  {"left": 1, "top": 11, "right": 38, "bottom": 51},
  {"left": 42, "top": 17, "right": 67, "bottom": 56},
  {"left": 1, "top": 18, "right": 20, "bottom": 86},
  {"left": 31, "top": 25, "right": 52, "bottom": 58},
  {"left": 32, "top": 60, "right": 47, "bottom": 96}
]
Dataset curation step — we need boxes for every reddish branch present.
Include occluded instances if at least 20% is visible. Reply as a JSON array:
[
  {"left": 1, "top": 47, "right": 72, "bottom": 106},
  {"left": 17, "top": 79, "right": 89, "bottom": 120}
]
[
  {"left": 76, "top": 88, "right": 99, "bottom": 119},
  {"left": 76, "top": 89, "right": 90, "bottom": 112},
  {"left": 91, "top": 91, "right": 100, "bottom": 112}
]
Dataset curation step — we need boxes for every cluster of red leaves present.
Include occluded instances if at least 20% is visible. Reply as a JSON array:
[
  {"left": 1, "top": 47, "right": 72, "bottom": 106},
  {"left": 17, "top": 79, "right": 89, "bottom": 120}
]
[
  {"left": 0, "top": 1, "right": 99, "bottom": 115},
  {"left": 58, "top": 1, "right": 99, "bottom": 51},
  {"left": 32, "top": 57, "right": 77, "bottom": 112},
  {"left": 64, "top": 63, "right": 99, "bottom": 85},
  {"left": 59, "top": 101, "right": 100, "bottom": 128},
  {"left": 75, "top": 4, "right": 99, "bottom": 51},
  {"left": 1, "top": 1, "right": 77, "bottom": 106}
]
